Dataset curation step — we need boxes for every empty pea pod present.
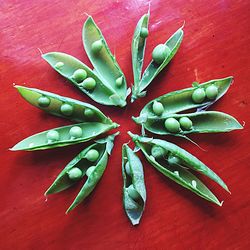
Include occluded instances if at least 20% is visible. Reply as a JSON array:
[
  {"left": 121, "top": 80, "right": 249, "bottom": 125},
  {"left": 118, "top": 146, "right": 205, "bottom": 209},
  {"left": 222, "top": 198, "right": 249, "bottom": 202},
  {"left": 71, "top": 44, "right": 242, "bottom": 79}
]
[
  {"left": 15, "top": 85, "right": 114, "bottom": 123},
  {"left": 133, "top": 111, "right": 242, "bottom": 136},
  {"left": 122, "top": 144, "right": 146, "bottom": 225},
  {"left": 131, "top": 25, "right": 184, "bottom": 101},
  {"left": 10, "top": 121, "right": 118, "bottom": 151},
  {"left": 42, "top": 52, "right": 125, "bottom": 107},
  {"left": 135, "top": 77, "right": 233, "bottom": 119},
  {"left": 131, "top": 12, "right": 150, "bottom": 102},
  {"left": 45, "top": 132, "right": 118, "bottom": 213},
  {"left": 83, "top": 16, "right": 128, "bottom": 107},
  {"left": 128, "top": 132, "right": 229, "bottom": 205}
]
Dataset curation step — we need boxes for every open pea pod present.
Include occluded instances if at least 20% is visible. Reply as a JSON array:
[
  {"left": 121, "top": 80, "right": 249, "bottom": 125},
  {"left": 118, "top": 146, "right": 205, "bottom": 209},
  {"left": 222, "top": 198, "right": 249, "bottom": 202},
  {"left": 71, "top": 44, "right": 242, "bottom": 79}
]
[
  {"left": 15, "top": 85, "right": 113, "bottom": 123},
  {"left": 122, "top": 144, "right": 146, "bottom": 225},
  {"left": 10, "top": 122, "right": 118, "bottom": 151},
  {"left": 131, "top": 12, "right": 150, "bottom": 101},
  {"left": 133, "top": 111, "right": 242, "bottom": 136},
  {"left": 132, "top": 26, "right": 184, "bottom": 101},
  {"left": 42, "top": 52, "right": 125, "bottom": 107},
  {"left": 136, "top": 77, "right": 233, "bottom": 120},
  {"left": 83, "top": 16, "right": 128, "bottom": 107},
  {"left": 45, "top": 132, "right": 118, "bottom": 213},
  {"left": 128, "top": 132, "right": 228, "bottom": 205}
]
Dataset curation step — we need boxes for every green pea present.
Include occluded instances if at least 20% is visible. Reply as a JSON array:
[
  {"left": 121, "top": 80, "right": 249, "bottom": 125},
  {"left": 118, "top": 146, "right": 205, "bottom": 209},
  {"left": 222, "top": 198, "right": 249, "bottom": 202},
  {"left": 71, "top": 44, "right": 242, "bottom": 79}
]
[
  {"left": 140, "top": 27, "right": 149, "bottom": 38},
  {"left": 192, "top": 88, "right": 206, "bottom": 103},
  {"left": 115, "top": 76, "right": 123, "bottom": 87},
  {"left": 38, "top": 96, "right": 50, "bottom": 107},
  {"left": 86, "top": 149, "right": 99, "bottom": 162},
  {"left": 125, "top": 162, "right": 131, "bottom": 176},
  {"left": 54, "top": 61, "right": 64, "bottom": 69},
  {"left": 179, "top": 117, "right": 193, "bottom": 130},
  {"left": 60, "top": 103, "right": 74, "bottom": 116},
  {"left": 67, "top": 167, "right": 83, "bottom": 181},
  {"left": 46, "top": 130, "right": 59, "bottom": 142},
  {"left": 152, "top": 101, "right": 164, "bottom": 116},
  {"left": 152, "top": 44, "right": 171, "bottom": 64},
  {"left": 164, "top": 118, "right": 180, "bottom": 133},
  {"left": 72, "top": 69, "right": 87, "bottom": 83},
  {"left": 127, "top": 185, "right": 140, "bottom": 201},
  {"left": 151, "top": 145, "right": 167, "bottom": 159},
  {"left": 84, "top": 108, "right": 95, "bottom": 118},
  {"left": 168, "top": 155, "right": 181, "bottom": 166},
  {"left": 81, "top": 77, "right": 96, "bottom": 90},
  {"left": 86, "top": 166, "right": 96, "bottom": 177},
  {"left": 91, "top": 39, "right": 103, "bottom": 54},
  {"left": 206, "top": 85, "right": 218, "bottom": 100},
  {"left": 69, "top": 126, "right": 83, "bottom": 139}
]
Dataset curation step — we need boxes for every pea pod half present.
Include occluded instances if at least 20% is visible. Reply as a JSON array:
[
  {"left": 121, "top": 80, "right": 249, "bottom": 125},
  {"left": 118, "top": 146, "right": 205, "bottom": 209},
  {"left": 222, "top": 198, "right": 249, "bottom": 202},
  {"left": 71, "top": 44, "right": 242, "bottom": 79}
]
[
  {"left": 10, "top": 122, "right": 118, "bottom": 151},
  {"left": 122, "top": 144, "right": 146, "bottom": 225},
  {"left": 133, "top": 111, "right": 242, "bottom": 136},
  {"left": 131, "top": 12, "right": 150, "bottom": 101},
  {"left": 15, "top": 85, "right": 113, "bottom": 123},
  {"left": 131, "top": 26, "right": 184, "bottom": 101},
  {"left": 135, "top": 77, "right": 233, "bottom": 120},
  {"left": 45, "top": 132, "right": 118, "bottom": 213},
  {"left": 83, "top": 16, "right": 128, "bottom": 107},
  {"left": 42, "top": 52, "right": 126, "bottom": 107},
  {"left": 128, "top": 132, "right": 228, "bottom": 206}
]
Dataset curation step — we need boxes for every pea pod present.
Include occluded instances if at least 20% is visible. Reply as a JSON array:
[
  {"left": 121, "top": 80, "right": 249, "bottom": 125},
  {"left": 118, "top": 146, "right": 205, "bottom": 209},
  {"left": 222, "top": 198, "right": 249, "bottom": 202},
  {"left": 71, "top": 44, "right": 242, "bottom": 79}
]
[
  {"left": 83, "top": 16, "right": 128, "bottom": 106},
  {"left": 15, "top": 85, "right": 113, "bottom": 123},
  {"left": 132, "top": 26, "right": 184, "bottom": 101},
  {"left": 131, "top": 12, "right": 150, "bottom": 102},
  {"left": 128, "top": 132, "right": 228, "bottom": 205},
  {"left": 133, "top": 111, "right": 242, "bottom": 136},
  {"left": 42, "top": 52, "right": 126, "bottom": 107},
  {"left": 10, "top": 122, "right": 118, "bottom": 151},
  {"left": 136, "top": 77, "right": 233, "bottom": 119},
  {"left": 122, "top": 144, "right": 146, "bottom": 225},
  {"left": 45, "top": 133, "right": 118, "bottom": 213}
]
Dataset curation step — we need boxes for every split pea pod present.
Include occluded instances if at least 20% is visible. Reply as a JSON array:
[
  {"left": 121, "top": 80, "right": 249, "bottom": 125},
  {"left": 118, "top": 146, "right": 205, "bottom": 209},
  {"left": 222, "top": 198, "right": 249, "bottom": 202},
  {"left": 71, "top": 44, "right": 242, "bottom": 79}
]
[
  {"left": 83, "top": 16, "right": 128, "bottom": 106},
  {"left": 133, "top": 111, "right": 242, "bottom": 136},
  {"left": 131, "top": 12, "right": 150, "bottom": 102},
  {"left": 128, "top": 132, "right": 228, "bottom": 206},
  {"left": 136, "top": 77, "right": 233, "bottom": 119},
  {"left": 42, "top": 52, "right": 126, "bottom": 107},
  {"left": 122, "top": 144, "right": 146, "bottom": 225},
  {"left": 131, "top": 26, "right": 184, "bottom": 101},
  {"left": 10, "top": 122, "right": 118, "bottom": 151},
  {"left": 45, "top": 133, "right": 118, "bottom": 213},
  {"left": 15, "top": 85, "right": 113, "bottom": 123}
]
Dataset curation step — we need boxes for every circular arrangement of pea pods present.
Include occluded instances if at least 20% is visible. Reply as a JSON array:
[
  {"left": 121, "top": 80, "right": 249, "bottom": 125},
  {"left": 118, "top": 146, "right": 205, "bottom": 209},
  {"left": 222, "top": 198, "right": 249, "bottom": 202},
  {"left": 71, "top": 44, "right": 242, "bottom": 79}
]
[
  {"left": 15, "top": 85, "right": 113, "bottom": 123},
  {"left": 131, "top": 14, "right": 184, "bottom": 102},
  {"left": 83, "top": 16, "right": 129, "bottom": 107},
  {"left": 122, "top": 144, "right": 146, "bottom": 225},
  {"left": 131, "top": 12, "right": 150, "bottom": 102},
  {"left": 128, "top": 132, "right": 228, "bottom": 206},
  {"left": 42, "top": 52, "right": 127, "bottom": 107},
  {"left": 45, "top": 132, "right": 118, "bottom": 213}
]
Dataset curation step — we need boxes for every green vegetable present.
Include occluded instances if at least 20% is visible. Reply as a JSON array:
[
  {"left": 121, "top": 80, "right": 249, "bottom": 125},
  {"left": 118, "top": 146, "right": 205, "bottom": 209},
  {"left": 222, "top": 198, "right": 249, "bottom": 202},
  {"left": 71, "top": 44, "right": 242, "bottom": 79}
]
[
  {"left": 134, "top": 111, "right": 242, "bottom": 136},
  {"left": 38, "top": 96, "right": 50, "bottom": 107},
  {"left": 45, "top": 133, "right": 119, "bottom": 213},
  {"left": 122, "top": 144, "right": 146, "bottom": 225},
  {"left": 152, "top": 101, "right": 164, "bottom": 116},
  {"left": 206, "top": 85, "right": 218, "bottom": 100},
  {"left": 85, "top": 149, "right": 100, "bottom": 162},
  {"left": 10, "top": 122, "right": 118, "bottom": 151},
  {"left": 131, "top": 26, "right": 184, "bottom": 101},
  {"left": 128, "top": 132, "right": 229, "bottom": 205},
  {"left": 131, "top": 13, "right": 150, "bottom": 102},
  {"left": 151, "top": 145, "right": 167, "bottom": 159},
  {"left": 42, "top": 52, "right": 126, "bottom": 107},
  {"left": 60, "top": 103, "right": 74, "bottom": 116},
  {"left": 15, "top": 85, "right": 114, "bottom": 123},
  {"left": 72, "top": 69, "right": 87, "bottom": 82},
  {"left": 83, "top": 16, "right": 128, "bottom": 107},
  {"left": 69, "top": 126, "right": 83, "bottom": 139},
  {"left": 192, "top": 88, "right": 206, "bottom": 103},
  {"left": 80, "top": 77, "right": 96, "bottom": 90}
]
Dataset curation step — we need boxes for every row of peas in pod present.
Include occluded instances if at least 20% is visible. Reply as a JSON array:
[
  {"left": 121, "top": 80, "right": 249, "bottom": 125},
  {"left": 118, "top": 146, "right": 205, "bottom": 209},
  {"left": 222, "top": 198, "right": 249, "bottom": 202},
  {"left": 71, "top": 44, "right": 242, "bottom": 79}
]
[{"left": 11, "top": 11, "right": 243, "bottom": 226}]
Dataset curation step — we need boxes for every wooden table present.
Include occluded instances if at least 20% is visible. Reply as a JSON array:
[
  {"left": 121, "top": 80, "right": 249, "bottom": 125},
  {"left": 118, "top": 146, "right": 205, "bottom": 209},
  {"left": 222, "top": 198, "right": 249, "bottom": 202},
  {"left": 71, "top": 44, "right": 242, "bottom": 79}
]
[{"left": 1, "top": 0, "right": 249, "bottom": 249}]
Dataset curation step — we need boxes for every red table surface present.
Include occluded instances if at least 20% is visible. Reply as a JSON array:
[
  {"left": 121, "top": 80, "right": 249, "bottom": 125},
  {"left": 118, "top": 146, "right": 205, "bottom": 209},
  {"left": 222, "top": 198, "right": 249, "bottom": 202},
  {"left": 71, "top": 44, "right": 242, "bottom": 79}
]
[{"left": 1, "top": 0, "right": 249, "bottom": 249}]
